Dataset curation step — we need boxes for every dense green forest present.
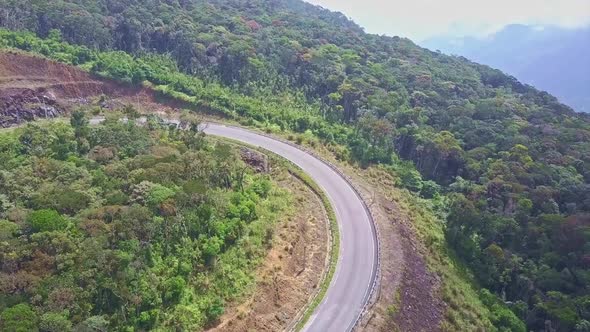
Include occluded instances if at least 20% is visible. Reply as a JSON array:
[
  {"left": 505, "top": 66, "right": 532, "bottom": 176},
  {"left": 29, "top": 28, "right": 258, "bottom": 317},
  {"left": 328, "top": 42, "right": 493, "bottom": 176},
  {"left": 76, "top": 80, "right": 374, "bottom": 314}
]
[
  {"left": 0, "top": 0, "right": 589, "bottom": 331},
  {"left": 0, "top": 111, "right": 287, "bottom": 331}
]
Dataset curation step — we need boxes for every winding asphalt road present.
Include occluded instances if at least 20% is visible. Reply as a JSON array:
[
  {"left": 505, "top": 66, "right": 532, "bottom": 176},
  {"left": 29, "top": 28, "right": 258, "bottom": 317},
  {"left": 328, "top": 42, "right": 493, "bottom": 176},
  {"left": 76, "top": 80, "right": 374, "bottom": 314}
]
[{"left": 203, "top": 123, "right": 378, "bottom": 332}]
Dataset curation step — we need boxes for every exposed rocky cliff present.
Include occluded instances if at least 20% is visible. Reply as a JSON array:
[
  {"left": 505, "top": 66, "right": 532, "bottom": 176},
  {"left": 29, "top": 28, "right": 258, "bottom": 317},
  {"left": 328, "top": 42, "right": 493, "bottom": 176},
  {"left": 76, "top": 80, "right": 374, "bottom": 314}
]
[{"left": 0, "top": 88, "right": 64, "bottom": 127}]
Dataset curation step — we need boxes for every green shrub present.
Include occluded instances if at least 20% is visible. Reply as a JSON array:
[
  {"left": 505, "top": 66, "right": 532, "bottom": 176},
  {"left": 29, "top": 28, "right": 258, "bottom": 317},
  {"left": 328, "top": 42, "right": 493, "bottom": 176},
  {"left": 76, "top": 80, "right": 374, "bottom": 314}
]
[
  {"left": 0, "top": 220, "right": 19, "bottom": 240},
  {"left": 421, "top": 180, "right": 441, "bottom": 198},
  {"left": 479, "top": 289, "right": 526, "bottom": 332},
  {"left": 0, "top": 303, "right": 39, "bottom": 332},
  {"left": 147, "top": 184, "right": 176, "bottom": 209},
  {"left": 39, "top": 312, "right": 72, "bottom": 332},
  {"left": 27, "top": 210, "right": 68, "bottom": 233}
]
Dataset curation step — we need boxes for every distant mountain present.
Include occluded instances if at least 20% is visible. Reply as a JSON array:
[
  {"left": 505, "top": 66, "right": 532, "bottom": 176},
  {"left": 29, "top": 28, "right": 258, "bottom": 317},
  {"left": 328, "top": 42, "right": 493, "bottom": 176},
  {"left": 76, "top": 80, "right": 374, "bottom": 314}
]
[{"left": 423, "top": 24, "right": 590, "bottom": 112}]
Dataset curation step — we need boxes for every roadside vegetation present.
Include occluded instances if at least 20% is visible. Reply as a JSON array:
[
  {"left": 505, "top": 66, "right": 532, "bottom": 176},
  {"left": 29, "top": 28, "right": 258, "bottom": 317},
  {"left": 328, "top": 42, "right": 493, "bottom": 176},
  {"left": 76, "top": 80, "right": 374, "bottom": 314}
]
[
  {"left": 376, "top": 167, "right": 521, "bottom": 331},
  {"left": 0, "top": 110, "right": 291, "bottom": 331},
  {"left": 0, "top": 0, "right": 589, "bottom": 330}
]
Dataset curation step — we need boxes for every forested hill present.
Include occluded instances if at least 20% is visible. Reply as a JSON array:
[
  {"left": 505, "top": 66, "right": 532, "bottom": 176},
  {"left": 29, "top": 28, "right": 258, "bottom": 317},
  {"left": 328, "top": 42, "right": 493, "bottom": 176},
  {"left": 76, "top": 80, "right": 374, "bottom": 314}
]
[
  {"left": 0, "top": 0, "right": 576, "bottom": 119},
  {"left": 423, "top": 24, "right": 590, "bottom": 112},
  {"left": 0, "top": 0, "right": 589, "bottom": 331}
]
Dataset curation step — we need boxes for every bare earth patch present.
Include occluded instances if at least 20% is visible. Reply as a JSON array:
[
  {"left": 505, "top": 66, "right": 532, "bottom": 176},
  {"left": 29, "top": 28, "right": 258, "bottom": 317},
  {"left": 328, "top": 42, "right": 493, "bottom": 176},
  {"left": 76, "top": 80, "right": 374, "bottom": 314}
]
[
  {"left": 381, "top": 197, "right": 445, "bottom": 332},
  {"left": 208, "top": 170, "right": 329, "bottom": 332},
  {"left": 0, "top": 51, "right": 190, "bottom": 117}
]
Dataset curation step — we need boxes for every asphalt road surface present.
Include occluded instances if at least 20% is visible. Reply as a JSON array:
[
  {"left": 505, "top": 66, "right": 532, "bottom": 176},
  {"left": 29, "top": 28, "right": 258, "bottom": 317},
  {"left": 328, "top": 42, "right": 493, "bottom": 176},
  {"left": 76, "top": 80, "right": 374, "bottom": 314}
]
[{"left": 203, "top": 123, "right": 378, "bottom": 332}]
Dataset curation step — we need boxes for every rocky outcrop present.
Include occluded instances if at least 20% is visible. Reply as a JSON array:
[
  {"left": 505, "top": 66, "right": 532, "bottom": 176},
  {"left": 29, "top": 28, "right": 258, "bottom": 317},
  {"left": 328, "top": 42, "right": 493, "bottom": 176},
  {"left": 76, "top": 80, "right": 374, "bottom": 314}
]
[
  {"left": 240, "top": 147, "right": 269, "bottom": 173},
  {"left": 0, "top": 88, "right": 65, "bottom": 127}
]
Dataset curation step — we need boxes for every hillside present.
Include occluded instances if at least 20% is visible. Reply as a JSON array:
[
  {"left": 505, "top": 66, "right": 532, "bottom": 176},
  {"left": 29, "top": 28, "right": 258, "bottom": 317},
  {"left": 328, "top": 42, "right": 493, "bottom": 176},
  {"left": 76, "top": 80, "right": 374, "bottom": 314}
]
[
  {"left": 0, "top": 103, "right": 293, "bottom": 331},
  {"left": 0, "top": 50, "right": 339, "bottom": 332},
  {"left": 0, "top": 0, "right": 589, "bottom": 331},
  {"left": 423, "top": 24, "right": 590, "bottom": 112}
]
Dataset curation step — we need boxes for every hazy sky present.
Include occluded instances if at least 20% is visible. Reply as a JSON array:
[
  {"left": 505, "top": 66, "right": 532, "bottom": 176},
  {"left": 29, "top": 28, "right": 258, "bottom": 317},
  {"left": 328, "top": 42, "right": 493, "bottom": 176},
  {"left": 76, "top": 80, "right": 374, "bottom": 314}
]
[{"left": 305, "top": 0, "right": 590, "bottom": 41}]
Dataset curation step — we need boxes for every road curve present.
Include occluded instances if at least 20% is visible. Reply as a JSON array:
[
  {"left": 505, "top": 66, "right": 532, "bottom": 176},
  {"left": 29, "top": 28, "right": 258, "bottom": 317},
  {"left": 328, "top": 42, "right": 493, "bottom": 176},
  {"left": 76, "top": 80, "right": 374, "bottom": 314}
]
[{"left": 203, "top": 123, "right": 378, "bottom": 332}]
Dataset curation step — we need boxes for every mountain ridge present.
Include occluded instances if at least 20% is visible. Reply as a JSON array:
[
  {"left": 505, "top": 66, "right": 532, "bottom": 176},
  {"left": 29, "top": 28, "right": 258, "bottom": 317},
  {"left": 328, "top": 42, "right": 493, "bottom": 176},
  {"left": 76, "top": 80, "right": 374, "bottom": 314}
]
[{"left": 423, "top": 24, "right": 590, "bottom": 112}]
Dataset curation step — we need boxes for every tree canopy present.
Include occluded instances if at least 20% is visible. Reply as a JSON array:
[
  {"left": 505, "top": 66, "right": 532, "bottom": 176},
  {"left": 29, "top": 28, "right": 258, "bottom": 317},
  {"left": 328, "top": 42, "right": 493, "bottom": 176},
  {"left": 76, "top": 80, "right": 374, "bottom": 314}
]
[{"left": 0, "top": 110, "right": 288, "bottom": 331}]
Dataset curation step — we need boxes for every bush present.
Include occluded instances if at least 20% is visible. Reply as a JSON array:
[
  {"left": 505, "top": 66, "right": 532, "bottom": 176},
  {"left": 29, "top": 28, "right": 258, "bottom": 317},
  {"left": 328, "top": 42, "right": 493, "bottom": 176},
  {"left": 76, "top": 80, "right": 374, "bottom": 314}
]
[
  {"left": 39, "top": 312, "right": 72, "bottom": 332},
  {"left": 0, "top": 220, "right": 19, "bottom": 240},
  {"left": 390, "top": 162, "right": 424, "bottom": 192},
  {"left": 105, "top": 190, "right": 129, "bottom": 205},
  {"left": 251, "top": 179, "right": 272, "bottom": 198},
  {"left": 163, "top": 276, "right": 186, "bottom": 305},
  {"left": 138, "top": 309, "right": 159, "bottom": 330},
  {"left": 0, "top": 303, "right": 39, "bottom": 332},
  {"left": 205, "top": 297, "right": 224, "bottom": 322},
  {"left": 421, "top": 180, "right": 441, "bottom": 198},
  {"left": 28, "top": 210, "right": 68, "bottom": 233},
  {"left": 479, "top": 289, "right": 526, "bottom": 332},
  {"left": 147, "top": 184, "right": 176, "bottom": 209},
  {"left": 75, "top": 316, "right": 109, "bottom": 332}
]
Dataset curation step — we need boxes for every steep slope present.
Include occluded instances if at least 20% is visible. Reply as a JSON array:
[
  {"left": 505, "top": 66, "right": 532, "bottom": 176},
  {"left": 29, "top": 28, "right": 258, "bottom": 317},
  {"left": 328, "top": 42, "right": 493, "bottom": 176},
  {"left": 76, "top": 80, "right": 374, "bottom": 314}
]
[
  {"left": 1, "top": 1, "right": 589, "bottom": 331},
  {"left": 423, "top": 24, "right": 590, "bottom": 112}
]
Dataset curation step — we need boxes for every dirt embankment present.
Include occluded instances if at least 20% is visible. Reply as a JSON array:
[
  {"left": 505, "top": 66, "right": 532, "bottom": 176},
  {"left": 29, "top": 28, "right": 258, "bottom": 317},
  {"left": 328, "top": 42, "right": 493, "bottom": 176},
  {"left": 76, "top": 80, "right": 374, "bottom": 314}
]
[
  {"left": 0, "top": 51, "right": 188, "bottom": 127},
  {"left": 0, "top": 51, "right": 111, "bottom": 98},
  {"left": 354, "top": 171, "right": 444, "bottom": 332},
  {"left": 0, "top": 51, "right": 108, "bottom": 127}
]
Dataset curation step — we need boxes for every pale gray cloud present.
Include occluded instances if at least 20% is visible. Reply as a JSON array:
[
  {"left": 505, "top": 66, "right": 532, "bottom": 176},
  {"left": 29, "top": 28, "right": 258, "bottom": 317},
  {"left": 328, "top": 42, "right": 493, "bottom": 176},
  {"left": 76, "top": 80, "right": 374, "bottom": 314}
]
[{"left": 305, "top": 0, "right": 590, "bottom": 41}]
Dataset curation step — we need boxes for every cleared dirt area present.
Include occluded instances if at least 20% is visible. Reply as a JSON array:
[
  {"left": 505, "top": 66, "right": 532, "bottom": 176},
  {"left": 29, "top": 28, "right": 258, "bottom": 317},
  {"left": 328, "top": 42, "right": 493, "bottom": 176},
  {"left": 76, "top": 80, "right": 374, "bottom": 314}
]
[
  {"left": 0, "top": 51, "right": 122, "bottom": 127},
  {"left": 0, "top": 51, "right": 190, "bottom": 124},
  {"left": 0, "top": 51, "right": 114, "bottom": 97}
]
